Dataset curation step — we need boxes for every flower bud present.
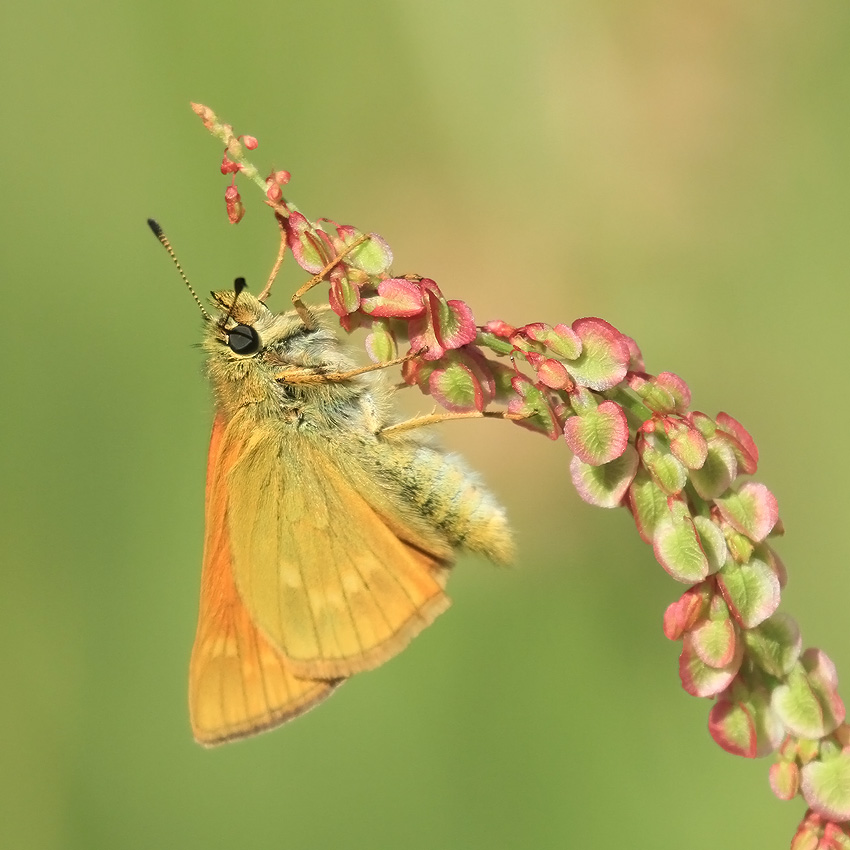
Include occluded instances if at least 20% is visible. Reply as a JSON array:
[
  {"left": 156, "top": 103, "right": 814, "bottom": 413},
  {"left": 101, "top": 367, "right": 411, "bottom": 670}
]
[
  {"left": 224, "top": 184, "right": 245, "bottom": 224},
  {"left": 220, "top": 154, "right": 240, "bottom": 175}
]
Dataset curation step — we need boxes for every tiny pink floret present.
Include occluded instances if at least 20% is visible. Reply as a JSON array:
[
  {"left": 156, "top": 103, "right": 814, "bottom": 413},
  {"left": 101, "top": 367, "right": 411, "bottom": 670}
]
[
  {"left": 570, "top": 447, "right": 639, "bottom": 508},
  {"left": 220, "top": 154, "right": 240, "bottom": 175},
  {"left": 717, "top": 556, "right": 781, "bottom": 629},
  {"left": 360, "top": 278, "right": 426, "bottom": 318},
  {"left": 224, "top": 184, "right": 244, "bottom": 224},
  {"left": 655, "top": 372, "right": 691, "bottom": 411},
  {"left": 663, "top": 586, "right": 708, "bottom": 640},
  {"left": 679, "top": 632, "right": 743, "bottom": 697},
  {"left": 563, "top": 400, "right": 629, "bottom": 466},
  {"left": 652, "top": 512, "right": 710, "bottom": 583},
  {"left": 717, "top": 412, "right": 759, "bottom": 466},
  {"left": 482, "top": 319, "right": 516, "bottom": 338},
  {"left": 708, "top": 699, "right": 757, "bottom": 758},
  {"left": 537, "top": 358, "right": 571, "bottom": 390},
  {"left": 801, "top": 753, "right": 850, "bottom": 822},
  {"left": 439, "top": 299, "right": 478, "bottom": 350},
  {"left": 623, "top": 335, "right": 645, "bottom": 371},
  {"left": 566, "top": 317, "right": 630, "bottom": 391},
  {"left": 429, "top": 363, "right": 484, "bottom": 413},
  {"left": 715, "top": 481, "right": 779, "bottom": 543},
  {"left": 770, "top": 761, "right": 801, "bottom": 801},
  {"left": 285, "top": 211, "right": 327, "bottom": 274},
  {"left": 691, "top": 617, "right": 737, "bottom": 668},
  {"left": 408, "top": 290, "right": 446, "bottom": 361}
]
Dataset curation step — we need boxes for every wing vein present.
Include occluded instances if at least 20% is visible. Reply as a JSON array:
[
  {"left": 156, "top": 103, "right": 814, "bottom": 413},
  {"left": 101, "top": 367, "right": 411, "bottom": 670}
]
[
  {"left": 319, "top": 458, "right": 367, "bottom": 661},
  {"left": 288, "top": 456, "right": 324, "bottom": 659}
]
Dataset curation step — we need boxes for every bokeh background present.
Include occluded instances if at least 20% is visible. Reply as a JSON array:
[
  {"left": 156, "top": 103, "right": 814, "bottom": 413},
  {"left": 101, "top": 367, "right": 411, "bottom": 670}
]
[{"left": 4, "top": 1, "right": 850, "bottom": 848}]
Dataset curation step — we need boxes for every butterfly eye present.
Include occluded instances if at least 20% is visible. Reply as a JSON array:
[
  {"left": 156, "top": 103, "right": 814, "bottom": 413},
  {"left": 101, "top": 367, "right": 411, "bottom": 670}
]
[{"left": 227, "top": 324, "right": 260, "bottom": 355}]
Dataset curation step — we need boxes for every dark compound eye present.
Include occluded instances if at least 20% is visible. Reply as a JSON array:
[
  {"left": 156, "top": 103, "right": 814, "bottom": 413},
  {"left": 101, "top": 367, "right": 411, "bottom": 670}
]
[{"left": 227, "top": 324, "right": 260, "bottom": 355}]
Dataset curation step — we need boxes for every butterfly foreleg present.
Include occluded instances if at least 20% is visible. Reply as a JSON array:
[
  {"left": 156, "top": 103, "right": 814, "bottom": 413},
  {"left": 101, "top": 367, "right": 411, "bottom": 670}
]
[
  {"left": 274, "top": 350, "right": 421, "bottom": 385},
  {"left": 291, "top": 232, "right": 372, "bottom": 327}
]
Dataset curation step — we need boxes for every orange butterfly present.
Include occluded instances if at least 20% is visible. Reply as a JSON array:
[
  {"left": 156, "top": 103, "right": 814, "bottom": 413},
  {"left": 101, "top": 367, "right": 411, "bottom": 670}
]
[{"left": 149, "top": 221, "right": 512, "bottom": 745}]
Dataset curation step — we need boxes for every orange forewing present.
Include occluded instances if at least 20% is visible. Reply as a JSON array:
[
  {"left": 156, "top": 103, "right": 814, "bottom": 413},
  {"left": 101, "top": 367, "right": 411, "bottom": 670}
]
[
  {"left": 226, "top": 430, "right": 452, "bottom": 680},
  {"left": 188, "top": 416, "right": 340, "bottom": 746}
]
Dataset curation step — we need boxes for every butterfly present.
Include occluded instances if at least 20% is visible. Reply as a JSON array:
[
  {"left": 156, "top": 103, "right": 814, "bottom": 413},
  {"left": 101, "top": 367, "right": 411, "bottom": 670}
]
[{"left": 149, "top": 220, "right": 513, "bottom": 745}]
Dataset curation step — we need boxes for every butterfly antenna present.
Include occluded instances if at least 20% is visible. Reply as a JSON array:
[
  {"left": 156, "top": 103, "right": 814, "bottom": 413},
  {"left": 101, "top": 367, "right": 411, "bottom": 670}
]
[
  {"left": 219, "top": 277, "right": 248, "bottom": 327},
  {"left": 147, "top": 219, "right": 212, "bottom": 321}
]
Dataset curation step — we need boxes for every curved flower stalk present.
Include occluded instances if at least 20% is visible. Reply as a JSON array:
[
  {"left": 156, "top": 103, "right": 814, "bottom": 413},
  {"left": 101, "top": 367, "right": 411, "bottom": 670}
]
[{"left": 190, "top": 102, "right": 850, "bottom": 848}]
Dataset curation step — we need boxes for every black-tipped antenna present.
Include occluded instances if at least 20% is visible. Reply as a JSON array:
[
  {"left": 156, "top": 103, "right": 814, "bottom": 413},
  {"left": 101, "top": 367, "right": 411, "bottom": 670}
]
[
  {"left": 147, "top": 219, "right": 211, "bottom": 320},
  {"left": 218, "top": 277, "right": 247, "bottom": 328}
]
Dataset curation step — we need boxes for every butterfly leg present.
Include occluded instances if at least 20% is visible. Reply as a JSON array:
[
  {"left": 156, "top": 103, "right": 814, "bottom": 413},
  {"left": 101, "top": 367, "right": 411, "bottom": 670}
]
[
  {"left": 380, "top": 410, "right": 528, "bottom": 437},
  {"left": 257, "top": 214, "right": 363, "bottom": 306},
  {"left": 275, "top": 349, "right": 423, "bottom": 385},
  {"left": 290, "top": 233, "right": 372, "bottom": 328},
  {"left": 257, "top": 213, "right": 289, "bottom": 303}
]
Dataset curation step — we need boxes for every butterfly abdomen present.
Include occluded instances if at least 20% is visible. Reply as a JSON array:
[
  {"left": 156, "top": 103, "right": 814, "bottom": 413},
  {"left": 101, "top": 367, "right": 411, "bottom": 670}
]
[{"left": 386, "top": 444, "right": 514, "bottom": 566}]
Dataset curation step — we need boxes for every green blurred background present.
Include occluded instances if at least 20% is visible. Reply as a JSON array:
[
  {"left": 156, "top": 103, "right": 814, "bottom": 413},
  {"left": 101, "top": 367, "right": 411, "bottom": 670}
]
[{"left": 4, "top": 1, "right": 850, "bottom": 847}]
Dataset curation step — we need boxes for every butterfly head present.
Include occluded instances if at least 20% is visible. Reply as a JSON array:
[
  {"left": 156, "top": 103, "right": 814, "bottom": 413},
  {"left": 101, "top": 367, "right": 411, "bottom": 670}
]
[
  {"left": 205, "top": 279, "right": 315, "bottom": 356},
  {"left": 204, "top": 281, "right": 341, "bottom": 417}
]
